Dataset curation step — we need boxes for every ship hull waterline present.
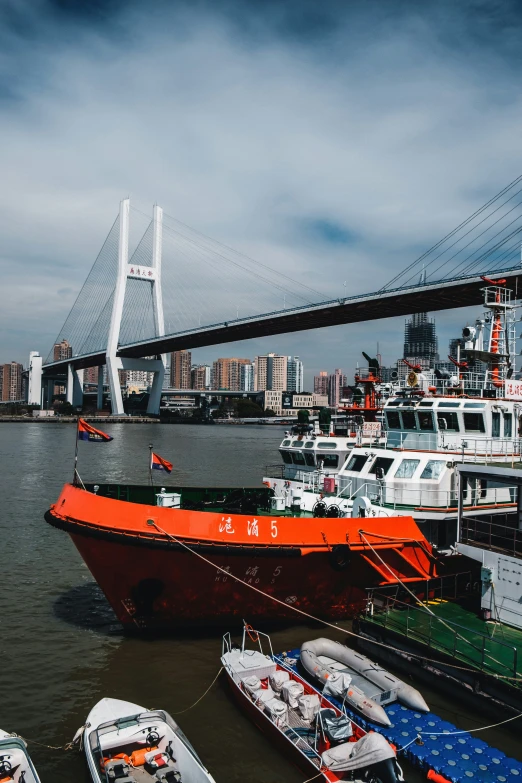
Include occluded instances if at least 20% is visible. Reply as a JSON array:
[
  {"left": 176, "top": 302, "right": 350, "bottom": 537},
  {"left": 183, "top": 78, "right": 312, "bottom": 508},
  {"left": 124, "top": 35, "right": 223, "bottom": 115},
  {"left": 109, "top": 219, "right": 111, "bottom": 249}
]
[{"left": 45, "top": 484, "right": 436, "bottom": 632}]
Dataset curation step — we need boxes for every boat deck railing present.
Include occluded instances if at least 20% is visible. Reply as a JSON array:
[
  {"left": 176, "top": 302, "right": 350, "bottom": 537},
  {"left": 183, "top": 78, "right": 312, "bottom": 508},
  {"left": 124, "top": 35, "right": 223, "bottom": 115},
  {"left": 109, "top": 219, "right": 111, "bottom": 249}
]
[
  {"left": 461, "top": 515, "right": 522, "bottom": 558},
  {"left": 363, "top": 587, "right": 521, "bottom": 683}
]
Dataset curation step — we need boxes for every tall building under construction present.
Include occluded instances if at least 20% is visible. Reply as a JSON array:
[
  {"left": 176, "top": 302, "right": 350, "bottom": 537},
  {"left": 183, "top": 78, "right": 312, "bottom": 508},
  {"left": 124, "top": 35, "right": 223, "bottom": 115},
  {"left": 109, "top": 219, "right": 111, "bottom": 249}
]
[{"left": 403, "top": 312, "right": 439, "bottom": 364}]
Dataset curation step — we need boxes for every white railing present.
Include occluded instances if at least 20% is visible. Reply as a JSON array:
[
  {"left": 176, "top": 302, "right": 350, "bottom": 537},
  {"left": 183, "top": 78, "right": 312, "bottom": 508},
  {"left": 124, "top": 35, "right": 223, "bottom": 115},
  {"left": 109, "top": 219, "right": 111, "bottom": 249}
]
[
  {"left": 339, "top": 480, "right": 517, "bottom": 511},
  {"left": 384, "top": 431, "right": 522, "bottom": 463}
]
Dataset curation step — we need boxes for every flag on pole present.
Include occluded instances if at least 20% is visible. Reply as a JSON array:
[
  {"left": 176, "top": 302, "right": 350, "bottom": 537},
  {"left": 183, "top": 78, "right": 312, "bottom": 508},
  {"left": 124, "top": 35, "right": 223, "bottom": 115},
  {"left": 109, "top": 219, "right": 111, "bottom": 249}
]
[
  {"left": 78, "top": 418, "right": 113, "bottom": 442},
  {"left": 151, "top": 451, "right": 173, "bottom": 473}
]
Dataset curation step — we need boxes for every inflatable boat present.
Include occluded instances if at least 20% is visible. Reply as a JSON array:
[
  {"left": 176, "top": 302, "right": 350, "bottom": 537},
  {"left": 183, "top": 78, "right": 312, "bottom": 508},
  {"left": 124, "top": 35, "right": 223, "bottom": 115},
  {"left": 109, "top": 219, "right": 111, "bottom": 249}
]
[{"left": 300, "top": 638, "right": 429, "bottom": 727}]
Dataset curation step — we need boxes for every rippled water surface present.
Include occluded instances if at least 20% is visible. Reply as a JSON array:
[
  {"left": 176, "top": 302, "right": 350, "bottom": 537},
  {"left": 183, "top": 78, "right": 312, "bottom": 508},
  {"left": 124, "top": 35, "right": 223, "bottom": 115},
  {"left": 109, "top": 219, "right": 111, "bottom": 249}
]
[{"left": 0, "top": 422, "right": 520, "bottom": 782}]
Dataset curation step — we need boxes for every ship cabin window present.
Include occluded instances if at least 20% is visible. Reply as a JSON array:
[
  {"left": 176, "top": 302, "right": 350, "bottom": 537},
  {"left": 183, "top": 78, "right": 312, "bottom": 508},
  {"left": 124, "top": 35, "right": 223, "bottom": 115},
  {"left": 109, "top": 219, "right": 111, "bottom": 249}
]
[
  {"left": 385, "top": 411, "right": 401, "bottom": 429},
  {"left": 291, "top": 440, "right": 302, "bottom": 447},
  {"left": 464, "top": 402, "right": 486, "bottom": 409},
  {"left": 304, "top": 452, "right": 315, "bottom": 467},
  {"left": 387, "top": 399, "right": 401, "bottom": 406},
  {"left": 317, "top": 441, "right": 337, "bottom": 449},
  {"left": 492, "top": 411, "right": 501, "bottom": 438},
  {"left": 304, "top": 442, "right": 315, "bottom": 448},
  {"left": 504, "top": 413, "right": 513, "bottom": 438},
  {"left": 280, "top": 450, "right": 292, "bottom": 464},
  {"left": 369, "top": 457, "right": 395, "bottom": 476},
  {"left": 317, "top": 454, "right": 339, "bottom": 468},
  {"left": 463, "top": 413, "right": 485, "bottom": 433},
  {"left": 401, "top": 411, "right": 417, "bottom": 430},
  {"left": 417, "top": 411, "right": 434, "bottom": 431},
  {"left": 419, "top": 401, "right": 434, "bottom": 407},
  {"left": 282, "top": 439, "right": 291, "bottom": 446},
  {"left": 394, "top": 459, "right": 420, "bottom": 479},
  {"left": 345, "top": 454, "right": 369, "bottom": 472},
  {"left": 438, "top": 402, "right": 460, "bottom": 408},
  {"left": 292, "top": 451, "right": 306, "bottom": 465},
  {"left": 437, "top": 412, "right": 459, "bottom": 432},
  {"left": 420, "top": 460, "right": 446, "bottom": 480}
]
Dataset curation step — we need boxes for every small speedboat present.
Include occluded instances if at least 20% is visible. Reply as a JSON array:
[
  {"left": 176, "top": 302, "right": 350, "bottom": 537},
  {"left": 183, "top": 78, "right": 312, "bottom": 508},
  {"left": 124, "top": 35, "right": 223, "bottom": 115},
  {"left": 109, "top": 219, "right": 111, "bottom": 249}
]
[
  {"left": 78, "top": 698, "right": 216, "bottom": 783},
  {"left": 300, "top": 638, "right": 429, "bottom": 726},
  {"left": 0, "top": 730, "right": 41, "bottom": 782},
  {"left": 222, "top": 626, "right": 403, "bottom": 783}
]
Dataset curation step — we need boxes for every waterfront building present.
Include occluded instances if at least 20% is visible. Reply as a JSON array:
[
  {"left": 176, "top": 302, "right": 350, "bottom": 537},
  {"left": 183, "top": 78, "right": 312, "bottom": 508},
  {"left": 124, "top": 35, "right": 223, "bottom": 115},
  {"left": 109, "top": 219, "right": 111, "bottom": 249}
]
[
  {"left": 287, "top": 356, "right": 304, "bottom": 393},
  {"left": 260, "top": 390, "right": 328, "bottom": 416},
  {"left": 53, "top": 339, "right": 73, "bottom": 362},
  {"left": 191, "top": 364, "right": 211, "bottom": 390},
  {"left": 170, "top": 350, "right": 192, "bottom": 389},
  {"left": 125, "top": 369, "right": 153, "bottom": 390},
  {"left": 0, "top": 361, "right": 23, "bottom": 401},
  {"left": 254, "top": 353, "right": 288, "bottom": 392},
  {"left": 328, "top": 368, "right": 347, "bottom": 408},
  {"left": 314, "top": 371, "right": 328, "bottom": 396},
  {"left": 240, "top": 361, "right": 255, "bottom": 391},
  {"left": 212, "top": 358, "right": 251, "bottom": 390},
  {"left": 84, "top": 366, "right": 99, "bottom": 385}
]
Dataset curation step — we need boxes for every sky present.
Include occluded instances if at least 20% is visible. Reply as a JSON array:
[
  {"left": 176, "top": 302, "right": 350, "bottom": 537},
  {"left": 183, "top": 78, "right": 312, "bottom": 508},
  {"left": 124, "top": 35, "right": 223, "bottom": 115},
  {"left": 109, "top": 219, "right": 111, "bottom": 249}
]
[{"left": 1, "top": 0, "right": 522, "bottom": 387}]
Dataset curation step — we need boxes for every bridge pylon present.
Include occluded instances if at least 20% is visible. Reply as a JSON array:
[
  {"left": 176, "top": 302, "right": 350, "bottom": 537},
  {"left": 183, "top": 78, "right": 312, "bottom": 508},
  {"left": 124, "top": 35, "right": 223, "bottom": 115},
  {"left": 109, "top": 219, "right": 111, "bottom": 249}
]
[{"left": 106, "top": 199, "right": 166, "bottom": 415}]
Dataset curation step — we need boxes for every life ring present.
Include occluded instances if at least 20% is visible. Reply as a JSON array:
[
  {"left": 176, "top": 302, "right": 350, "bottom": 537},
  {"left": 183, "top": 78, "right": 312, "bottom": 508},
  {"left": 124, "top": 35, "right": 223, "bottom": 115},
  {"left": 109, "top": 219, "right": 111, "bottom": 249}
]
[{"left": 328, "top": 544, "right": 351, "bottom": 571}]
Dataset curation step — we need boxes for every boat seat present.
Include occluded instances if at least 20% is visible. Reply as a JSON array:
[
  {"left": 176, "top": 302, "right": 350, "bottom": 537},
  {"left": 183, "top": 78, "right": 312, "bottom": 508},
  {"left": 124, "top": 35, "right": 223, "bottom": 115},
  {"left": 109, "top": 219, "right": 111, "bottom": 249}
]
[
  {"left": 105, "top": 759, "right": 135, "bottom": 781},
  {"left": 155, "top": 767, "right": 181, "bottom": 782}
]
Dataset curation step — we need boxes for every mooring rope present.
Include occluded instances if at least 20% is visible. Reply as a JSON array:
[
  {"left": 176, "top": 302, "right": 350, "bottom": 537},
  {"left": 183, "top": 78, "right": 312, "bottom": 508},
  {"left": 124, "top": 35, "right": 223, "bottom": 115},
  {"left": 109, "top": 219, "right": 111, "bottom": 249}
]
[{"left": 170, "top": 667, "right": 224, "bottom": 715}]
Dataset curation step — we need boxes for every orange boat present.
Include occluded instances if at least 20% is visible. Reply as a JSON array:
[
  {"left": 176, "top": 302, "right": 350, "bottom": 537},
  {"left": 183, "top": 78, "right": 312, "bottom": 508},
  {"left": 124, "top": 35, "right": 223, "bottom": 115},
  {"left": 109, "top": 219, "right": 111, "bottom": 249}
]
[{"left": 45, "top": 482, "right": 436, "bottom": 631}]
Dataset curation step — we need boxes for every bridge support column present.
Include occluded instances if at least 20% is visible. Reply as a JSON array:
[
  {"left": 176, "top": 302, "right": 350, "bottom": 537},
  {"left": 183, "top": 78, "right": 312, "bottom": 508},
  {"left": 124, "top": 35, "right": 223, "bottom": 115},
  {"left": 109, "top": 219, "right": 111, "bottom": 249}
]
[
  {"left": 147, "top": 363, "right": 165, "bottom": 416},
  {"left": 46, "top": 378, "right": 54, "bottom": 409},
  {"left": 97, "top": 366, "right": 104, "bottom": 410},
  {"left": 146, "top": 204, "right": 166, "bottom": 417},
  {"left": 73, "top": 369, "right": 84, "bottom": 408},
  {"left": 106, "top": 198, "right": 130, "bottom": 415}
]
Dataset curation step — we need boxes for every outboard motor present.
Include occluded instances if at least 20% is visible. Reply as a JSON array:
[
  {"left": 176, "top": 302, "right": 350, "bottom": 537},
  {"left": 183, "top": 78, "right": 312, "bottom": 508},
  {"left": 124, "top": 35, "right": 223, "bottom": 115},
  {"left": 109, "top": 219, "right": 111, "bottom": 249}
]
[{"left": 364, "top": 757, "right": 404, "bottom": 783}]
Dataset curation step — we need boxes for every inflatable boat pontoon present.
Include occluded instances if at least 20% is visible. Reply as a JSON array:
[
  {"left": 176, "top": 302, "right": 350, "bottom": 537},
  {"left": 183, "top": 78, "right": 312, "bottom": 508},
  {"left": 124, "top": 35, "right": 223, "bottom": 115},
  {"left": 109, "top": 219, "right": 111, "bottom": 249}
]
[{"left": 300, "top": 638, "right": 429, "bottom": 727}]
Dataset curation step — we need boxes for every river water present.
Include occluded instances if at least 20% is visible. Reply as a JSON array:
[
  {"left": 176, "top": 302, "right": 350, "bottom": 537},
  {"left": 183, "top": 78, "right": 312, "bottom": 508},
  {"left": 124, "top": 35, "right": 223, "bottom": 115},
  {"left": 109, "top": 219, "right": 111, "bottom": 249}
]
[{"left": 0, "top": 422, "right": 520, "bottom": 782}]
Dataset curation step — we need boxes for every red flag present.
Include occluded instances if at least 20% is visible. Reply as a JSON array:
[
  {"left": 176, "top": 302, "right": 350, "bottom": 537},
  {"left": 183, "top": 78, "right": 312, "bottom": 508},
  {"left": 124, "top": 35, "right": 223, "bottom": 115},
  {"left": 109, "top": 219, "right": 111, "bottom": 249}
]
[
  {"left": 78, "top": 418, "right": 113, "bottom": 442},
  {"left": 151, "top": 451, "right": 173, "bottom": 473}
]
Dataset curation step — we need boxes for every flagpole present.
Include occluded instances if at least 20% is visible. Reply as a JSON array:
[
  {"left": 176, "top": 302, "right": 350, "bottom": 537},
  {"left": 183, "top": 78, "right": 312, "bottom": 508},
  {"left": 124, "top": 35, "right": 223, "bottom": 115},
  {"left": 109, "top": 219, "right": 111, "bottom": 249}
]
[
  {"left": 73, "top": 415, "right": 80, "bottom": 486},
  {"left": 149, "top": 442, "right": 153, "bottom": 487}
]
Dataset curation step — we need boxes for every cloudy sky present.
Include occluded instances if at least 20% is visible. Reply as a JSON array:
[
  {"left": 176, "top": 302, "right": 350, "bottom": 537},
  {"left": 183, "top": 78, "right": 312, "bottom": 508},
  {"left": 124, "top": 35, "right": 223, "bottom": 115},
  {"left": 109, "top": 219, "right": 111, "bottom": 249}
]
[{"left": 1, "top": 0, "right": 521, "bottom": 386}]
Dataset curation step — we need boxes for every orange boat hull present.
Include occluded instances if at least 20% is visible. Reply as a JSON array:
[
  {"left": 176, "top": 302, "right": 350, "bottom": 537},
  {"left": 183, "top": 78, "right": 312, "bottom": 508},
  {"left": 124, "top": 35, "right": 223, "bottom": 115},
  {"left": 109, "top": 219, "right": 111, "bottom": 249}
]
[{"left": 45, "top": 484, "right": 436, "bottom": 631}]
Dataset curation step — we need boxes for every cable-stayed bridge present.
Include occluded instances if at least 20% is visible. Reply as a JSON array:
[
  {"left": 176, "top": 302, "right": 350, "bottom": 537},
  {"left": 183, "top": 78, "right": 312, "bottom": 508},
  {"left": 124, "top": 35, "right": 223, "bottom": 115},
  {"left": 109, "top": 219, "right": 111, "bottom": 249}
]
[{"left": 38, "top": 176, "right": 522, "bottom": 414}]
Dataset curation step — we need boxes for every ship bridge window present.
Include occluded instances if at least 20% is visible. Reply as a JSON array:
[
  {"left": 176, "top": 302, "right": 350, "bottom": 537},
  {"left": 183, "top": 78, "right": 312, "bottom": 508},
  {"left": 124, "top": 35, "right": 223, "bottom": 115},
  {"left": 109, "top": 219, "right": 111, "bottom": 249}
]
[
  {"left": 437, "top": 412, "right": 459, "bottom": 432},
  {"left": 463, "top": 413, "right": 485, "bottom": 433},
  {"left": 401, "top": 412, "right": 417, "bottom": 430},
  {"left": 346, "top": 454, "right": 369, "bottom": 472},
  {"left": 385, "top": 411, "right": 401, "bottom": 429},
  {"left": 291, "top": 440, "right": 302, "bottom": 447},
  {"left": 280, "top": 450, "right": 292, "bottom": 465},
  {"left": 464, "top": 402, "right": 486, "bottom": 409},
  {"left": 304, "top": 442, "right": 315, "bottom": 448},
  {"left": 369, "top": 457, "right": 395, "bottom": 476},
  {"left": 282, "top": 439, "right": 291, "bottom": 446},
  {"left": 492, "top": 411, "right": 501, "bottom": 438},
  {"left": 387, "top": 400, "right": 401, "bottom": 406},
  {"left": 504, "top": 413, "right": 513, "bottom": 438},
  {"left": 419, "top": 401, "right": 434, "bottom": 407},
  {"left": 394, "top": 459, "right": 420, "bottom": 479},
  {"left": 417, "top": 412, "right": 434, "bottom": 431},
  {"left": 304, "top": 452, "right": 315, "bottom": 467},
  {"left": 317, "top": 441, "right": 337, "bottom": 449},
  {"left": 420, "top": 460, "right": 446, "bottom": 480},
  {"left": 438, "top": 402, "right": 460, "bottom": 408},
  {"left": 317, "top": 454, "right": 339, "bottom": 468},
  {"left": 291, "top": 451, "right": 306, "bottom": 465}
]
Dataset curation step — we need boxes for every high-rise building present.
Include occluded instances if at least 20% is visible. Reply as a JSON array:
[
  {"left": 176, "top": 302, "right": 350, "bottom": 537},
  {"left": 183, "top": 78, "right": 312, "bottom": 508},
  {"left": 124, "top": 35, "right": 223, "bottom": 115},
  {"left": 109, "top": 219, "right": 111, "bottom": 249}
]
[
  {"left": 314, "top": 371, "right": 328, "bottom": 396},
  {"left": 125, "top": 370, "right": 153, "bottom": 389},
  {"left": 328, "top": 368, "right": 346, "bottom": 408},
  {"left": 170, "top": 350, "right": 192, "bottom": 389},
  {"left": 240, "top": 362, "right": 255, "bottom": 391},
  {"left": 191, "top": 364, "right": 211, "bottom": 390},
  {"left": 84, "top": 367, "right": 99, "bottom": 385},
  {"left": 287, "top": 356, "right": 304, "bottom": 393},
  {"left": 0, "top": 361, "right": 23, "bottom": 401},
  {"left": 212, "top": 358, "right": 251, "bottom": 390},
  {"left": 403, "top": 312, "right": 438, "bottom": 364},
  {"left": 254, "top": 353, "right": 288, "bottom": 392},
  {"left": 53, "top": 339, "right": 73, "bottom": 362}
]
